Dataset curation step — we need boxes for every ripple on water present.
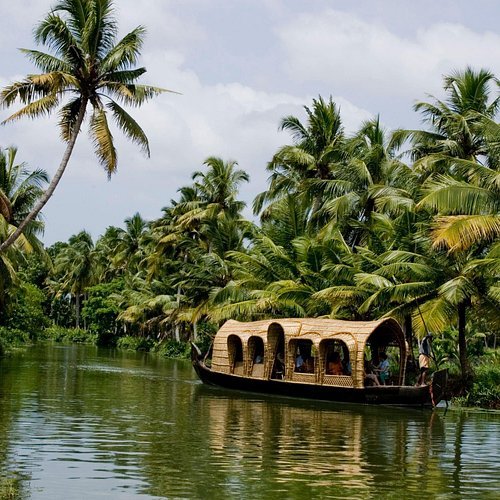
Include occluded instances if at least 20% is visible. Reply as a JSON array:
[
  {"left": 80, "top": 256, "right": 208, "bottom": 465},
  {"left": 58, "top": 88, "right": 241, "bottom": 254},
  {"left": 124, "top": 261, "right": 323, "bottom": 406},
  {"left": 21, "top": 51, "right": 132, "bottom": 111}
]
[{"left": 2, "top": 346, "right": 500, "bottom": 499}]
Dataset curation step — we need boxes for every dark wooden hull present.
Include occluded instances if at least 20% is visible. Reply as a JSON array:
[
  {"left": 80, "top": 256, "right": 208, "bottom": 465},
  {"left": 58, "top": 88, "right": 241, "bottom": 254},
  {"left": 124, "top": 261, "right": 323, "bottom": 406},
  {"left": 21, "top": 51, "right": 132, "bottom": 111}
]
[{"left": 191, "top": 345, "right": 447, "bottom": 408}]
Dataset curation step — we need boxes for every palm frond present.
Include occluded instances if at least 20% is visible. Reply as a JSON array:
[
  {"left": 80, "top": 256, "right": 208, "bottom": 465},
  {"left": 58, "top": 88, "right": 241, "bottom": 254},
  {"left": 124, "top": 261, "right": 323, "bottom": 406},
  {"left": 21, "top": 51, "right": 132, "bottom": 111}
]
[
  {"left": 90, "top": 106, "right": 117, "bottom": 176},
  {"left": 101, "top": 26, "right": 146, "bottom": 71},
  {"left": 102, "top": 82, "right": 172, "bottom": 106},
  {"left": 432, "top": 215, "right": 500, "bottom": 251},
  {"left": 20, "top": 49, "right": 71, "bottom": 73},
  {"left": 106, "top": 100, "right": 149, "bottom": 156},
  {"left": 2, "top": 93, "right": 59, "bottom": 123}
]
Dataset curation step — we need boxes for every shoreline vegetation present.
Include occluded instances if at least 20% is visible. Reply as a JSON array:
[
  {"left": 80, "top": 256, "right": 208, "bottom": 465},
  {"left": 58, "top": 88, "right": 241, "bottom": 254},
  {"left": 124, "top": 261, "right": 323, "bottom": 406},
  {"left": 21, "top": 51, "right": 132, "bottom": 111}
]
[
  {"left": 1, "top": 325, "right": 498, "bottom": 410},
  {"left": 0, "top": 2, "right": 499, "bottom": 411}
]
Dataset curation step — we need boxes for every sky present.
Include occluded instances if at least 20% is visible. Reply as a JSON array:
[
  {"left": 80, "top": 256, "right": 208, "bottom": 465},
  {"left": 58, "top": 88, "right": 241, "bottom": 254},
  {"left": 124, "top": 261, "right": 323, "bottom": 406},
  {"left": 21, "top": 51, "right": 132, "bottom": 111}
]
[{"left": 2, "top": 0, "right": 500, "bottom": 245}]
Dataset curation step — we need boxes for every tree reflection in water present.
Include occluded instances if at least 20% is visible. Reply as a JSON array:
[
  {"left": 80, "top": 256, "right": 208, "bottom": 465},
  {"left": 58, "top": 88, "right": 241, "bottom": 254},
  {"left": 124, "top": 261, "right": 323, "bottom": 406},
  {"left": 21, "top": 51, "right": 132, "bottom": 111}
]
[
  {"left": 186, "top": 385, "right": 498, "bottom": 499},
  {"left": 1, "top": 346, "right": 499, "bottom": 499}
]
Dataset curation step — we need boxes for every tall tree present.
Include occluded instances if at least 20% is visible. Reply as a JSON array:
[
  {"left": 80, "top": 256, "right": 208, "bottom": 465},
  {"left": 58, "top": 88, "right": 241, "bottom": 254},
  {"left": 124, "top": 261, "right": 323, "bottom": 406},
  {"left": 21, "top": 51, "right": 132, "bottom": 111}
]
[
  {"left": 317, "top": 116, "right": 415, "bottom": 248},
  {"left": 0, "top": 146, "right": 48, "bottom": 313},
  {"left": 0, "top": 146, "right": 48, "bottom": 244},
  {"left": 254, "top": 96, "right": 347, "bottom": 221},
  {"left": 400, "top": 67, "right": 499, "bottom": 178},
  {"left": 53, "top": 230, "right": 96, "bottom": 328},
  {"left": 0, "top": 0, "right": 169, "bottom": 252}
]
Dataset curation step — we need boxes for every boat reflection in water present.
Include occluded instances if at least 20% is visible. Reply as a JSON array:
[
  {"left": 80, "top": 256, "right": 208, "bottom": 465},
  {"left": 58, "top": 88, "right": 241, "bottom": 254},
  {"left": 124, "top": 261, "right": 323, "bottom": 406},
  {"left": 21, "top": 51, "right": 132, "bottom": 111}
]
[{"left": 194, "top": 384, "right": 449, "bottom": 498}]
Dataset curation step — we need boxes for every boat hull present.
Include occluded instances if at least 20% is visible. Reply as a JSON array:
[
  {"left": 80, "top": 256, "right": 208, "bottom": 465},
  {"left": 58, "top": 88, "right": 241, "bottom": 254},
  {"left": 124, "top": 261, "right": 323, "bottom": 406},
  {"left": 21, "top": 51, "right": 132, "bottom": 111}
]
[{"left": 191, "top": 345, "right": 447, "bottom": 407}]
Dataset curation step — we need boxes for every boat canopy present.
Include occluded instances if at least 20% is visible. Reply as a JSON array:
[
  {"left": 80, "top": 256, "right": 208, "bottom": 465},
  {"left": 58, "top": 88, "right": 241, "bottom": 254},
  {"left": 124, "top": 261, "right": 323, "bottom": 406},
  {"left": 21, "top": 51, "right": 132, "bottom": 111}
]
[{"left": 210, "top": 318, "right": 408, "bottom": 388}]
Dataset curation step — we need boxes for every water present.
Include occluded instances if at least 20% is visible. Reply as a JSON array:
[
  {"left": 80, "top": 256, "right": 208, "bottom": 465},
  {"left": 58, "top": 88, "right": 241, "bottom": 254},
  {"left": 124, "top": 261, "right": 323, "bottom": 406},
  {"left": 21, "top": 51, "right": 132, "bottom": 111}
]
[{"left": 0, "top": 345, "right": 499, "bottom": 499}]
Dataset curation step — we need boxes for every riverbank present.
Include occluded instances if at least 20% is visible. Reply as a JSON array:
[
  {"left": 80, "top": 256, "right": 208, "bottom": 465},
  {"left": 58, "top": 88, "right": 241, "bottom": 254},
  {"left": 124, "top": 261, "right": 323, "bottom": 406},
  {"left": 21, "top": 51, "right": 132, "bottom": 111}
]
[
  {"left": 0, "top": 477, "right": 21, "bottom": 500},
  {"left": 1, "top": 326, "right": 498, "bottom": 409}
]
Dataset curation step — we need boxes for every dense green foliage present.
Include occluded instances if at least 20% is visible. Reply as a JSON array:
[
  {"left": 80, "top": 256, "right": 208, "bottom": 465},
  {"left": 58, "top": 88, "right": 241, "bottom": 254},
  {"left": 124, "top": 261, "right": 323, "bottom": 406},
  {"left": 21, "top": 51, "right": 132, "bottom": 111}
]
[
  {"left": 2, "top": 283, "right": 50, "bottom": 337},
  {"left": 0, "top": 477, "right": 22, "bottom": 500},
  {"left": 40, "top": 325, "right": 98, "bottom": 344},
  {"left": 1, "top": 45, "right": 500, "bottom": 406}
]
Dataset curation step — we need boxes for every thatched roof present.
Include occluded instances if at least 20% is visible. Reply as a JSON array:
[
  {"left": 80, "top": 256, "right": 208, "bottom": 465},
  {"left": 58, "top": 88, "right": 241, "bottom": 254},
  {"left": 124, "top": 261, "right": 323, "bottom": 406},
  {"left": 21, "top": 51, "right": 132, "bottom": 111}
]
[{"left": 216, "top": 317, "right": 403, "bottom": 344}]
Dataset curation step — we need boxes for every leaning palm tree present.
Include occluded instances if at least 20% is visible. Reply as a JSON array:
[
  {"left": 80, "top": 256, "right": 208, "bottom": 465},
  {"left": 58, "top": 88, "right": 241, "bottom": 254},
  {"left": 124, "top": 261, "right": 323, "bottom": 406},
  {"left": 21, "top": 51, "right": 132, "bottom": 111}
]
[
  {"left": 0, "top": 146, "right": 48, "bottom": 245},
  {"left": 0, "top": 146, "right": 49, "bottom": 311},
  {"left": 0, "top": 0, "right": 170, "bottom": 252}
]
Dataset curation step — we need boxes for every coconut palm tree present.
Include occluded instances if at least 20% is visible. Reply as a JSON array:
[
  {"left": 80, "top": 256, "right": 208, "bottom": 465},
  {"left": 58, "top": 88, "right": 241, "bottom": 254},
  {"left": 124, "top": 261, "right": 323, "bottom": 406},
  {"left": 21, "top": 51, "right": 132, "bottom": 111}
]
[
  {"left": 253, "top": 96, "right": 347, "bottom": 221},
  {"left": 0, "top": 146, "right": 49, "bottom": 314},
  {"left": 112, "top": 212, "right": 149, "bottom": 274},
  {"left": 53, "top": 230, "right": 97, "bottom": 328},
  {"left": 174, "top": 157, "right": 250, "bottom": 248},
  {"left": 0, "top": 0, "right": 170, "bottom": 252},
  {"left": 316, "top": 116, "right": 416, "bottom": 249},
  {"left": 417, "top": 161, "right": 500, "bottom": 252},
  {"left": 0, "top": 146, "right": 48, "bottom": 245},
  {"left": 397, "top": 67, "right": 500, "bottom": 178}
]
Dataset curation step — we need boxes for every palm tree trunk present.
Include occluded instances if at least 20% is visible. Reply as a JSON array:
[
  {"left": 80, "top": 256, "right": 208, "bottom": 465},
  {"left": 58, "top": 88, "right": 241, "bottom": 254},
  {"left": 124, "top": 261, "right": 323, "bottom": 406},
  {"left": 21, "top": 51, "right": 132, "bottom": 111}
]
[
  {"left": 404, "top": 314, "right": 416, "bottom": 369},
  {"left": 0, "top": 99, "right": 88, "bottom": 253},
  {"left": 75, "top": 293, "right": 80, "bottom": 329},
  {"left": 458, "top": 300, "right": 471, "bottom": 384}
]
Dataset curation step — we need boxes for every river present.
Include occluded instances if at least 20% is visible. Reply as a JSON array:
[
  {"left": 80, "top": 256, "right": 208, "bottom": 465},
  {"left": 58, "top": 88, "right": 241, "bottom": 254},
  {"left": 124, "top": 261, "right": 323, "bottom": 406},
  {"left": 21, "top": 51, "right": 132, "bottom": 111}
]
[{"left": 0, "top": 344, "right": 499, "bottom": 499}]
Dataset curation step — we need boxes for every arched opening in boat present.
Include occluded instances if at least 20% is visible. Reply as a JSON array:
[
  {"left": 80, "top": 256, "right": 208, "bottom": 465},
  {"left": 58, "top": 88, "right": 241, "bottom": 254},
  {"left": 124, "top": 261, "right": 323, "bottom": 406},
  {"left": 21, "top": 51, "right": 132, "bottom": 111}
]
[
  {"left": 268, "top": 323, "right": 285, "bottom": 379},
  {"left": 227, "top": 334, "right": 244, "bottom": 375},
  {"left": 248, "top": 335, "right": 265, "bottom": 378},
  {"left": 320, "top": 339, "right": 351, "bottom": 375},
  {"left": 291, "top": 339, "right": 315, "bottom": 374},
  {"left": 364, "top": 319, "right": 407, "bottom": 385}
]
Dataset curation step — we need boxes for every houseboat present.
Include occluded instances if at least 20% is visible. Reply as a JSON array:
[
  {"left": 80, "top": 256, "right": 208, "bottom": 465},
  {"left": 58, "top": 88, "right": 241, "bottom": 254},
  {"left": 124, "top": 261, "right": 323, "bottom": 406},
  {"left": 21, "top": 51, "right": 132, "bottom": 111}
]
[{"left": 191, "top": 317, "right": 448, "bottom": 407}]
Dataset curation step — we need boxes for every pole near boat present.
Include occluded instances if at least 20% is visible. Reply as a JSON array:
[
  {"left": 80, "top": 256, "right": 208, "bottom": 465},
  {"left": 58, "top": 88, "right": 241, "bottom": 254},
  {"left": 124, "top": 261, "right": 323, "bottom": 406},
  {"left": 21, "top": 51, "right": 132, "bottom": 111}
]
[{"left": 416, "top": 300, "right": 439, "bottom": 369}]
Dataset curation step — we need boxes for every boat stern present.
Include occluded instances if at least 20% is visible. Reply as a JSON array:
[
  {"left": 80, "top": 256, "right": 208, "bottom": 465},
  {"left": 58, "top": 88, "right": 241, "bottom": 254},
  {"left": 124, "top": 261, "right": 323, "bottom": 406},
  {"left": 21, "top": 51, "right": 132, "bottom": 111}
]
[{"left": 430, "top": 368, "right": 448, "bottom": 407}]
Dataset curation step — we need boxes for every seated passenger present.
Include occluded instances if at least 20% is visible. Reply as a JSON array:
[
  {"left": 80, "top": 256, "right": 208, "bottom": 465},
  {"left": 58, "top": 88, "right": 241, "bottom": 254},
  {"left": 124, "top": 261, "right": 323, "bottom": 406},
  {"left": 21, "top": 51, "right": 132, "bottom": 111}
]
[
  {"left": 304, "top": 356, "right": 315, "bottom": 373},
  {"left": 254, "top": 354, "right": 263, "bottom": 364},
  {"left": 364, "top": 359, "right": 380, "bottom": 386},
  {"left": 273, "top": 352, "right": 285, "bottom": 378},
  {"left": 326, "top": 352, "right": 344, "bottom": 375},
  {"left": 295, "top": 352, "right": 305, "bottom": 371}
]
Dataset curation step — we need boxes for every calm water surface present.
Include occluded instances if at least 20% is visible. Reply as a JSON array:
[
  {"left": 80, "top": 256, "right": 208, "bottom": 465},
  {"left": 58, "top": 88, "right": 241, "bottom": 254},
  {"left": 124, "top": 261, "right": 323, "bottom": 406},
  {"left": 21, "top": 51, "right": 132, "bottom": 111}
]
[{"left": 0, "top": 344, "right": 499, "bottom": 499}]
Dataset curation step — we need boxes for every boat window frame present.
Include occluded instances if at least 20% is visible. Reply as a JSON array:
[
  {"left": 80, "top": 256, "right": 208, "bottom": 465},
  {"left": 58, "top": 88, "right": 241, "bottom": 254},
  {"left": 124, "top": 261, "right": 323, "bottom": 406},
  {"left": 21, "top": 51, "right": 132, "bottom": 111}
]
[
  {"left": 320, "top": 339, "right": 351, "bottom": 376},
  {"left": 248, "top": 335, "right": 265, "bottom": 378},
  {"left": 289, "top": 338, "right": 316, "bottom": 375},
  {"left": 227, "top": 334, "right": 244, "bottom": 375},
  {"left": 364, "top": 324, "right": 407, "bottom": 385}
]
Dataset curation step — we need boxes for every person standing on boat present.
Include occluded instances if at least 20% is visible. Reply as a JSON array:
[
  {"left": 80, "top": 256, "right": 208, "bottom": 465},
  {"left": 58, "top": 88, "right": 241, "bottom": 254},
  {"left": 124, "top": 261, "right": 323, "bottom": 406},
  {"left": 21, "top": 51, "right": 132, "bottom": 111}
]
[
  {"left": 375, "top": 352, "right": 390, "bottom": 384},
  {"left": 417, "top": 333, "right": 433, "bottom": 385}
]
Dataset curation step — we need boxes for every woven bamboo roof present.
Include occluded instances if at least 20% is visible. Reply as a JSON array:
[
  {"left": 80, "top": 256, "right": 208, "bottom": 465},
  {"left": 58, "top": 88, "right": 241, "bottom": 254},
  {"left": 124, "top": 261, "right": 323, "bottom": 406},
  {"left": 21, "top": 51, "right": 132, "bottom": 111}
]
[
  {"left": 217, "top": 317, "right": 403, "bottom": 343},
  {"left": 211, "top": 317, "right": 407, "bottom": 386}
]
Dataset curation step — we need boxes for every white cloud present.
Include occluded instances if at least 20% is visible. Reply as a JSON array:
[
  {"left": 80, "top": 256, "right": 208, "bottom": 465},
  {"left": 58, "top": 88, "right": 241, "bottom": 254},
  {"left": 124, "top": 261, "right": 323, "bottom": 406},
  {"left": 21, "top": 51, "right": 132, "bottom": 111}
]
[
  {"left": 278, "top": 9, "right": 500, "bottom": 100},
  {"left": 11, "top": 2, "right": 495, "bottom": 244}
]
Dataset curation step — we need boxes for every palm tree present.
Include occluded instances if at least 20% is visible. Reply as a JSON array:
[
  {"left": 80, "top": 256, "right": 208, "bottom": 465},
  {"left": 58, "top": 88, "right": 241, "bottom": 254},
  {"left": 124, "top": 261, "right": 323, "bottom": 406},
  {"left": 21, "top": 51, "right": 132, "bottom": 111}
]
[
  {"left": 174, "top": 157, "right": 250, "bottom": 249},
  {"left": 254, "top": 96, "right": 347, "bottom": 221},
  {"left": 112, "top": 212, "right": 148, "bottom": 274},
  {"left": 208, "top": 195, "right": 334, "bottom": 322},
  {"left": 317, "top": 116, "right": 416, "bottom": 249},
  {"left": 0, "top": 0, "right": 170, "bottom": 252},
  {"left": 53, "top": 230, "right": 97, "bottom": 328},
  {"left": 0, "top": 146, "right": 49, "bottom": 314},
  {"left": 0, "top": 146, "right": 48, "bottom": 245},
  {"left": 398, "top": 67, "right": 499, "bottom": 178}
]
